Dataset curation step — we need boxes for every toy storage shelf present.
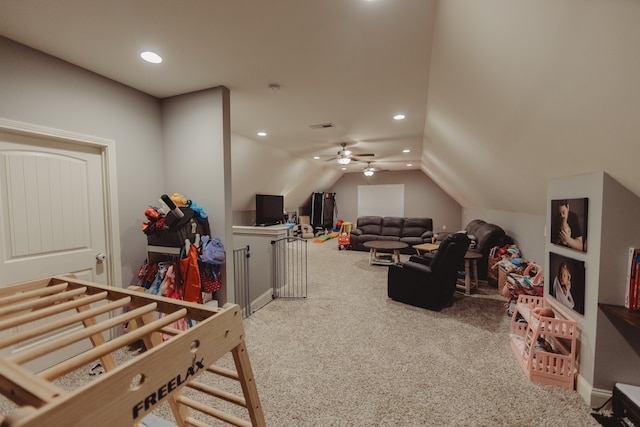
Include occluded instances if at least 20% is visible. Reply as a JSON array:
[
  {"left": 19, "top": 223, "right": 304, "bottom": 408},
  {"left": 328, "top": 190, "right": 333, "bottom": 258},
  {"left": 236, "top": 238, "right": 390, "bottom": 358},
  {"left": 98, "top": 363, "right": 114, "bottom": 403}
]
[
  {"left": 509, "top": 295, "right": 577, "bottom": 390},
  {"left": 599, "top": 303, "right": 640, "bottom": 330},
  {"left": 0, "top": 276, "right": 265, "bottom": 427}
]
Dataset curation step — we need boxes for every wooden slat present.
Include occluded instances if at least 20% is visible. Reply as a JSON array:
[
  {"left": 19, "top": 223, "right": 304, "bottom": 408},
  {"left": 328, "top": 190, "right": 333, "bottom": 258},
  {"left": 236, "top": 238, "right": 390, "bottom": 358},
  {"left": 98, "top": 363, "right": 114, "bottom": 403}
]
[
  {"left": 37, "top": 308, "right": 187, "bottom": 381},
  {"left": 188, "top": 381, "right": 247, "bottom": 407},
  {"left": 0, "top": 358, "right": 65, "bottom": 407},
  {"left": 207, "top": 364, "right": 239, "bottom": 380},
  {"left": 0, "top": 287, "right": 87, "bottom": 318},
  {"left": 232, "top": 341, "right": 266, "bottom": 427},
  {"left": 131, "top": 298, "right": 190, "bottom": 427},
  {"left": 177, "top": 396, "right": 251, "bottom": 427},
  {"left": 0, "top": 277, "right": 266, "bottom": 427},
  {"left": 0, "top": 297, "right": 130, "bottom": 349},
  {"left": 184, "top": 416, "right": 214, "bottom": 427},
  {"left": 74, "top": 298, "right": 124, "bottom": 373},
  {"left": 0, "top": 283, "right": 69, "bottom": 307},
  {"left": 9, "top": 302, "right": 158, "bottom": 365},
  {"left": 0, "top": 278, "right": 52, "bottom": 298},
  {"left": 19, "top": 305, "right": 241, "bottom": 426},
  {"left": 0, "top": 291, "right": 109, "bottom": 332}
]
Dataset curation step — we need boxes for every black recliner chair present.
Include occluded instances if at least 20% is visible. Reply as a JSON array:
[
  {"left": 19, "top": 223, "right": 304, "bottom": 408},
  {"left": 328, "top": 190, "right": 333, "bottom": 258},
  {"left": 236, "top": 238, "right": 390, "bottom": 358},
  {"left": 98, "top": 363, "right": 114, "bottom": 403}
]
[{"left": 387, "top": 232, "right": 471, "bottom": 311}]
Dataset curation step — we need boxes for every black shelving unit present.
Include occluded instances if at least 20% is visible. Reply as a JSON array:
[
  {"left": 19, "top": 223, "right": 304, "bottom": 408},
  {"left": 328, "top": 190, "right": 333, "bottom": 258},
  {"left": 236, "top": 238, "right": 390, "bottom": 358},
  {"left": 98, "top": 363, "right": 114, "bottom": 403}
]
[{"left": 310, "top": 192, "right": 335, "bottom": 230}]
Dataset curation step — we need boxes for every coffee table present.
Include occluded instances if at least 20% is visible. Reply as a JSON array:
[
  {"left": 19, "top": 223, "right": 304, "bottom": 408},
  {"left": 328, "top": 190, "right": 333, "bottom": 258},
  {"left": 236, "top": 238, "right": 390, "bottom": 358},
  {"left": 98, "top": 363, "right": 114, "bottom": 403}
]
[
  {"left": 413, "top": 242, "right": 439, "bottom": 255},
  {"left": 363, "top": 241, "right": 408, "bottom": 266}
]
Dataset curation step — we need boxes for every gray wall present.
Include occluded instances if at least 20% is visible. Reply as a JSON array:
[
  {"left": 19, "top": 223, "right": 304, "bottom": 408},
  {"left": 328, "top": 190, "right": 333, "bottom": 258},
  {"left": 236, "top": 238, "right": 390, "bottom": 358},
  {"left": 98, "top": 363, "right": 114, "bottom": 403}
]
[
  {"left": 0, "top": 35, "right": 566, "bottom": 294},
  {"left": 0, "top": 37, "right": 164, "bottom": 286},
  {"left": 161, "top": 87, "right": 233, "bottom": 302},
  {"left": 329, "top": 170, "right": 461, "bottom": 230}
]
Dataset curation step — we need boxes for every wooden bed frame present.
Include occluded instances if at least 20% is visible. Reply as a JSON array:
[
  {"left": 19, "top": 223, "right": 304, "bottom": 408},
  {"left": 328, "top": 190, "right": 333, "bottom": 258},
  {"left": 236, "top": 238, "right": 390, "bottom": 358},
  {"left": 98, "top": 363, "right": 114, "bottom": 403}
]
[{"left": 0, "top": 276, "right": 266, "bottom": 427}]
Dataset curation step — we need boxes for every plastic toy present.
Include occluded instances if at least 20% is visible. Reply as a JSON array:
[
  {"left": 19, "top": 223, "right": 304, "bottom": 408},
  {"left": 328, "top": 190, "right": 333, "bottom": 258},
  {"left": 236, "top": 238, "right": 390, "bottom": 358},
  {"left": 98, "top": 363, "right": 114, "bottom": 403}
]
[
  {"left": 338, "top": 221, "right": 353, "bottom": 250},
  {"left": 523, "top": 261, "right": 544, "bottom": 286}
]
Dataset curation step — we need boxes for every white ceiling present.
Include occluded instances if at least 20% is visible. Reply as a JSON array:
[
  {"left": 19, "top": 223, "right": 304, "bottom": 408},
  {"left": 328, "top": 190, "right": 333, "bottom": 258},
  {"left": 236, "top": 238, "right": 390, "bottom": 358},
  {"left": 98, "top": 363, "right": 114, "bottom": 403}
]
[
  {"left": 4, "top": 0, "right": 640, "bottom": 218},
  {"left": 0, "top": 0, "right": 436, "bottom": 174}
]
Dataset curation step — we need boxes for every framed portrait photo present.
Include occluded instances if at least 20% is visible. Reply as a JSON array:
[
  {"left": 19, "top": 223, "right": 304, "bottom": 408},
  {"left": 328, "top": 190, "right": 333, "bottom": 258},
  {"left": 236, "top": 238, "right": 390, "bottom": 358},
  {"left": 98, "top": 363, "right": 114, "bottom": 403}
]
[
  {"left": 548, "top": 252, "right": 585, "bottom": 315},
  {"left": 550, "top": 197, "right": 588, "bottom": 252}
]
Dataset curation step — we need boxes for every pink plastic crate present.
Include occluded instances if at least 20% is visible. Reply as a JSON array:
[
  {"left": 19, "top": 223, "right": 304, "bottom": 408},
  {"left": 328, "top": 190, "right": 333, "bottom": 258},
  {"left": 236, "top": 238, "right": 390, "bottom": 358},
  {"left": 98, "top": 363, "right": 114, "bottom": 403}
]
[{"left": 509, "top": 295, "right": 577, "bottom": 390}]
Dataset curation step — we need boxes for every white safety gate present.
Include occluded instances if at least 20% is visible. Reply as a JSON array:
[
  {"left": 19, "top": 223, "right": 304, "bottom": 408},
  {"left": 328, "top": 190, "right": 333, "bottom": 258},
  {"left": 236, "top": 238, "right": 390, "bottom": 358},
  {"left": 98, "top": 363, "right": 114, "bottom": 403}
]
[
  {"left": 271, "top": 236, "right": 307, "bottom": 299},
  {"left": 233, "top": 245, "right": 251, "bottom": 318}
]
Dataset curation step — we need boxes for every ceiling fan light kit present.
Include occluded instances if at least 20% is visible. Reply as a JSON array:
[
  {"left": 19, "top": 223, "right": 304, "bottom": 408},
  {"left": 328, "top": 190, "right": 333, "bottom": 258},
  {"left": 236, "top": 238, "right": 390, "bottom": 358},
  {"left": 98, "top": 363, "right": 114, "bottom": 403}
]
[
  {"left": 363, "top": 161, "right": 375, "bottom": 176},
  {"left": 329, "top": 142, "right": 374, "bottom": 166}
]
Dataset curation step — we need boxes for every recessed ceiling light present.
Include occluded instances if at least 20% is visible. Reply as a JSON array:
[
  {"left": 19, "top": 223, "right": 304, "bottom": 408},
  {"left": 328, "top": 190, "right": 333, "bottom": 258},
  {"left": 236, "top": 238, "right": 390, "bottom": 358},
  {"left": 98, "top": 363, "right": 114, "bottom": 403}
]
[
  {"left": 393, "top": 114, "right": 406, "bottom": 120},
  {"left": 313, "top": 156, "right": 320, "bottom": 160},
  {"left": 341, "top": 167, "right": 347, "bottom": 170},
  {"left": 406, "top": 163, "right": 413, "bottom": 167},
  {"left": 403, "top": 149, "right": 410, "bottom": 153},
  {"left": 140, "top": 51, "right": 162, "bottom": 64},
  {"left": 257, "top": 131, "right": 267, "bottom": 137}
]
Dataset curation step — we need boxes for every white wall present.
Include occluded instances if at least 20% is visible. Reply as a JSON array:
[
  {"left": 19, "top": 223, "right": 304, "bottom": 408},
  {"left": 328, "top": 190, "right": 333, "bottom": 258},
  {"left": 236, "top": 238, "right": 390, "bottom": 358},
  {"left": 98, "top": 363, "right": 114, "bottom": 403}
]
[
  {"left": 462, "top": 207, "right": 546, "bottom": 264},
  {"left": 593, "top": 173, "right": 640, "bottom": 394},
  {"left": 547, "top": 172, "right": 640, "bottom": 405},
  {"left": 329, "top": 170, "right": 461, "bottom": 230}
]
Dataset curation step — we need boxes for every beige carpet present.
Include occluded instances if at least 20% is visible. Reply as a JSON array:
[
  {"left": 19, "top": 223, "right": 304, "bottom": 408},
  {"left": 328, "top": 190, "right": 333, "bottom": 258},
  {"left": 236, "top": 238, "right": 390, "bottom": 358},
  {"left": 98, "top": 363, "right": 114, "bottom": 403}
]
[
  {"left": 0, "top": 238, "right": 601, "bottom": 426},
  {"left": 230, "top": 238, "right": 600, "bottom": 427}
]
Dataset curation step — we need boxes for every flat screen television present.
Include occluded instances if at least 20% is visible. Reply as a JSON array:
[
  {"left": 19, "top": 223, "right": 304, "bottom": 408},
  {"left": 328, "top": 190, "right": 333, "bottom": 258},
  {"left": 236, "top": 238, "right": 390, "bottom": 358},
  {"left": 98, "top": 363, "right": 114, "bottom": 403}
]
[{"left": 255, "top": 194, "right": 284, "bottom": 226}]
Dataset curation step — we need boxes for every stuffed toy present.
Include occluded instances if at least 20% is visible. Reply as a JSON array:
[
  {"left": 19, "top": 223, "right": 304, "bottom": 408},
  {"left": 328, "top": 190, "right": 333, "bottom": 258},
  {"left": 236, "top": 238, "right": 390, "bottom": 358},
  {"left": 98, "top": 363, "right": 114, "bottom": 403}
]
[
  {"left": 170, "top": 193, "right": 188, "bottom": 207},
  {"left": 531, "top": 305, "right": 555, "bottom": 319}
]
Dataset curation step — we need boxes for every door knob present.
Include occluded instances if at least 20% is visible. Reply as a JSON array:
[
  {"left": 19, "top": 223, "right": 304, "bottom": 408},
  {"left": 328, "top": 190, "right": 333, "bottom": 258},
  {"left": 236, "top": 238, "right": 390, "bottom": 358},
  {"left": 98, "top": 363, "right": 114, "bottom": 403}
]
[{"left": 96, "top": 252, "right": 107, "bottom": 263}]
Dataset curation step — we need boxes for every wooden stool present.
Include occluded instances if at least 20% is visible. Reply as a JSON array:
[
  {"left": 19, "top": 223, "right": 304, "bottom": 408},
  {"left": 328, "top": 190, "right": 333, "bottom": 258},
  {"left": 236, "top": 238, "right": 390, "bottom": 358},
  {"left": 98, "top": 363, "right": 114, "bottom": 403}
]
[{"left": 457, "top": 250, "right": 483, "bottom": 295}]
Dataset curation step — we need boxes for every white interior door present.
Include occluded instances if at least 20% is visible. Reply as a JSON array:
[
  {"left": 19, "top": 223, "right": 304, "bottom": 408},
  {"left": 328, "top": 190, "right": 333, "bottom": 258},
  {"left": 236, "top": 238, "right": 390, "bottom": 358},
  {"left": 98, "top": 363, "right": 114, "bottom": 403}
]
[{"left": 0, "top": 128, "right": 112, "bottom": 371}]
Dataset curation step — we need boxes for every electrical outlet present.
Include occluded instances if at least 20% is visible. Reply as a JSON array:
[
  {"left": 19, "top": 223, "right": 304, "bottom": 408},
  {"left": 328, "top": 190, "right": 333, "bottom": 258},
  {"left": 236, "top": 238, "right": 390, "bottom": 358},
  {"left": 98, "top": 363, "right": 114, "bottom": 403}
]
[{"left": 442, "top": 225, "right": 447, "bottom": 230}]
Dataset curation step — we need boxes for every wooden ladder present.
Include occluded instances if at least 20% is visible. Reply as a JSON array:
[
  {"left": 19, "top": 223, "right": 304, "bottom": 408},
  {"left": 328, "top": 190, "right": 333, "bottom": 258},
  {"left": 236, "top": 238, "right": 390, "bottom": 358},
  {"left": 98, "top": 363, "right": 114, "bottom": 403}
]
[{"left": 0, "top": 276, "right": 266, "bottom": 427}]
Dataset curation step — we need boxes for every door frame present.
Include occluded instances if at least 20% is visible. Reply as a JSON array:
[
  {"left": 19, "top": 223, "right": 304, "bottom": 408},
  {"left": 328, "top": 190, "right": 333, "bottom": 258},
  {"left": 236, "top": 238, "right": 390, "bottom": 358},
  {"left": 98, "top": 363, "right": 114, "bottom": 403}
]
[{"left": 0, "top": 117, "right": 122, "bottom": 289}]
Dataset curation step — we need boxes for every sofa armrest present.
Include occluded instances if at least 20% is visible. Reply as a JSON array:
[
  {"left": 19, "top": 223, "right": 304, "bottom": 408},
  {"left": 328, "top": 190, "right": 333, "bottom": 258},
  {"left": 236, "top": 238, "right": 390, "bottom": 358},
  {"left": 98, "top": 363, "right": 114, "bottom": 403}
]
[
  {"left": 352, "top": 228, "right": 363, "bottom": 236},
  {"left": 398, "top": 260, "right": 433, "bottom": 275},
  {"left": 420, "top": 231, "right": 434, "bottom": 239},
  {"left": 409, "top": 254, "right": 434, "bottom": 266}
]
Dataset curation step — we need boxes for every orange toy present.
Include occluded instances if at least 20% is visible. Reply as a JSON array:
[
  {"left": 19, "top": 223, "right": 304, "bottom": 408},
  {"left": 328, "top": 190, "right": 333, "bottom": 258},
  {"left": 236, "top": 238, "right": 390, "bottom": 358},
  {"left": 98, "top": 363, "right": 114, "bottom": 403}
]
[{"left": 338, "top": 221, "right": 353, "bottom": 250}]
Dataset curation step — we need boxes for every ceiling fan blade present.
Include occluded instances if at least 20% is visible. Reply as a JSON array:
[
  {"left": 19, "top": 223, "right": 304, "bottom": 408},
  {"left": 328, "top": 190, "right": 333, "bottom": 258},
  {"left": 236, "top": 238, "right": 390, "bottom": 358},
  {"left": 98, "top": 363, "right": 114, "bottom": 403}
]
[{"left": 352, "top": 153, "right": 375, "bottom": 157}]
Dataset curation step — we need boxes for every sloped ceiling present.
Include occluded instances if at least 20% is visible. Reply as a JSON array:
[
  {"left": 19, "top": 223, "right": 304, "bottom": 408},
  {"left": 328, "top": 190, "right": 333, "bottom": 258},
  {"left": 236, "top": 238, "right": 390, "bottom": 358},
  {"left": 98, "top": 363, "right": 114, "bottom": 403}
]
[
  {"left": 1, "top": 0, "right": 640, "bottom": 216},
  {"left": 424, "top": 0, "right": 640, "bottom": 215}
]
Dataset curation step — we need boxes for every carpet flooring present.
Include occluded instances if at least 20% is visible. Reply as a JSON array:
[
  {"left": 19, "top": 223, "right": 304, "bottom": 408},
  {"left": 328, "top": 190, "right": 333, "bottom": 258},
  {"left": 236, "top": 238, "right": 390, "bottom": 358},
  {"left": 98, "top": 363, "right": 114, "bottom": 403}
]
[
  {"left": 231, "top": 239, "right": 601, "bottom": 427},
  {"left": 1, "top": 238, "right": 602, "bottom": 426}
]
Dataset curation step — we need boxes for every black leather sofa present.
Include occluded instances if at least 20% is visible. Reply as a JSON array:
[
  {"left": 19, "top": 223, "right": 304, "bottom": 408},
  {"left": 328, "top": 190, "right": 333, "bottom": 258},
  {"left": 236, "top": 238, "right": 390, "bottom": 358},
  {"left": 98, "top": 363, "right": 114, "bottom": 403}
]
[
  {"left": 349, "top": 216, "right": 434, "bottom": 254},
  {"left": 464, "top": 219, "right": 512, "bottom": 281}
]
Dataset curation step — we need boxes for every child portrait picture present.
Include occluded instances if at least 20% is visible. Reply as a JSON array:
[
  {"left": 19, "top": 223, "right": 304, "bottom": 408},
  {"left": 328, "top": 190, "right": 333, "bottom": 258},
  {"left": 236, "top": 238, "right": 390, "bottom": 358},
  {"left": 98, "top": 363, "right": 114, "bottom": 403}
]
[
  {"left": 550, "top": 198, "right": 588, "bottom": 252},
  {"left": 548, "top": 252, "right": 585, "bottom": 315}
]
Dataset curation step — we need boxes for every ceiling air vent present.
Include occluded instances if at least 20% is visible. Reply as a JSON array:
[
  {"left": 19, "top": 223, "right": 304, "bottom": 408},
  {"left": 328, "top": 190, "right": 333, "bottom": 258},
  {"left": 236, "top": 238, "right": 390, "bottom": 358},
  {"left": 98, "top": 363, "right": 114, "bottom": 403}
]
[{"left": 309, "top": 123, "right": 335, "bottom": 129}]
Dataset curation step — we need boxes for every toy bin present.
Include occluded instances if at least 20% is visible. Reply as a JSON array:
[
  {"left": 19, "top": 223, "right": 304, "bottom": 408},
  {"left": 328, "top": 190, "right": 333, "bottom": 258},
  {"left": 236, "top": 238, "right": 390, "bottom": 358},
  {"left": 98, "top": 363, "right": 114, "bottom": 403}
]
[{"left": 509, "top": 295, "right": 577, "bottom": 390}]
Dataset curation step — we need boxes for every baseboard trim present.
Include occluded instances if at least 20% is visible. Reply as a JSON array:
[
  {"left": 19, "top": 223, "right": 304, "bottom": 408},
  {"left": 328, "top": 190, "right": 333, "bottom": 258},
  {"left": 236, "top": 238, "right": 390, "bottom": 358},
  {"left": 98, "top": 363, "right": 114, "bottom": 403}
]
[
  {"left": 251, "top": 289, "right": 274, "bottom": 314},
  {"left": 577, "top": 374, "right": 612, "bottom": 408}
]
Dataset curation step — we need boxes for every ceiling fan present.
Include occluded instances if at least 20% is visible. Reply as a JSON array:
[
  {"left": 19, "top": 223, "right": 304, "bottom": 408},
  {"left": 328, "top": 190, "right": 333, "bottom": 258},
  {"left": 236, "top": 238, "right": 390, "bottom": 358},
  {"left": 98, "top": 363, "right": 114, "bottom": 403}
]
[
  {"left": 327, "top": 142, "right": 374, "bottom": 165},
  {"left": 363, "top": 161, "right": 388, "bottom": 176}
]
